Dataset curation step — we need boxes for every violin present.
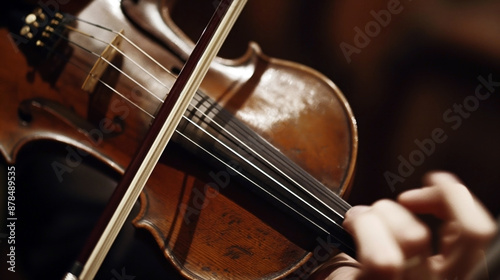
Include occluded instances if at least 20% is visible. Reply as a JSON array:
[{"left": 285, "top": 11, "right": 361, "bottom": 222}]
[{"left": 0, "top": 0, "right": 357, "bottom": 279}]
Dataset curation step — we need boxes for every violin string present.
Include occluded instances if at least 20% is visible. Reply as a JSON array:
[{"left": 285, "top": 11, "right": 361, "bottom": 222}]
[
  {"left": 51, "top": 17, "right": 348, "bottom": 224},
  {"left": 65, "top": 16, "right": 171, "bottom": 91},
  {"left": 54, "top": 27, "right": 165, "bottom": 104},
  {"left": 49, "top": 29, "right": 157, "bottom": 118},
  {"left": 97, "top": 78, "right": 155, "bottom": 119},
  {"left": 174, "top": 129, "right": 332, "bottom": 236},
  {"left": 176, "top": 126, "right": 353, "bottom": 253},
  {"left": 187, "top": 95, "right": 350, "bottom": 214},
  {"left": 68, "top": 15, "right": 172, "bottom": 74},
  {"left": 66, "top": 20, "right": 349, "bottom": 212},
  {"left": 68, "top": 16, "right": 350, "bottom": 221},
  {"left": 180, "top": 113, "right": 346, "bottom": 227},
  {"left": 34, "top": 36, "right": 157, "bottom": 119},
  {"left": 28, "top": 16, "right": 347, "bottom": 235},
  {"left": 191, "top": 95, "right": 351, "bottom": 213}
]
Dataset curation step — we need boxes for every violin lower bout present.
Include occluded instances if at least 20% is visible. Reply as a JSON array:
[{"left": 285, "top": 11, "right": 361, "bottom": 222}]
[{"left": 134, "top": 144, "right": 324, "bottom": 280}]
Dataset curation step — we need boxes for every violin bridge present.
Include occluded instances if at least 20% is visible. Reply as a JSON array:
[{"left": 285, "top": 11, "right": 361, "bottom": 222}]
[{"left": 81, "top": 30, "right": 124, "bottom": 93}]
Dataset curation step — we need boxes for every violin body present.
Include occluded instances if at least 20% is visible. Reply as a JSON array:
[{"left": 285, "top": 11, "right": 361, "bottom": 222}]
[{"left": 0, "top": 0, "right": 357, "bottom": 279}]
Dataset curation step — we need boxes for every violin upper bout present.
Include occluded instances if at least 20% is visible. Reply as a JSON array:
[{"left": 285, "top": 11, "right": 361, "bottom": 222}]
[
  {"left": 210, "top": 43, "right": 359, "bottom": 197},
  {"left": 122, "top": 0, "right": 358, "bottom": 196}
]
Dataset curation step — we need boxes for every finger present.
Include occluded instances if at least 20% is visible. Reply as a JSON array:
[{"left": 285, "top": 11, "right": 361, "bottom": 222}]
[
  {"left": 438, "top": 221, "right": 462, "bottom": 257},
  {"left": 368, "top": 201, "right": 435, "bottom": 280},
  {"left": 344, "top": 202, "right": 431, "bottom": 258},
  {"left": 397, "top": 171, "right": 464, "bottom": 219},
  {"left": 369, "top": 200, "right": 432, "bottom": 259},
  {"left": 422, "top": 170, "right": 463, "bottom": 186},
  {"left": 435, "top": 221, "right": 494, "bottom": 279},
  {"left": 398, "top": 179, "right": 496, "bottom": 239},
  {"left": 344, "top": 203, "right": 432, "bottom": 279},
  {"left": 344, "top": 207, "right": 405, "bottom": 279},
  {"left": 425, "top": 171, "right": 496, "bottom": 236},
  {"left": 398, "top": 171, "right": 497, "bottom": 278}
]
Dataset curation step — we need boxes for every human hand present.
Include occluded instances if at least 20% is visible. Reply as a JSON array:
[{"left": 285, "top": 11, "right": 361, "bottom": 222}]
[{"left": 310, "top": 171, "right": 497, "bottom": 280}]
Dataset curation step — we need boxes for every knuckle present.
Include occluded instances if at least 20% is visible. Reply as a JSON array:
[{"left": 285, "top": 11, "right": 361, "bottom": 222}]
[
  {"left": 402, "top": 223, "right": 430, "bottom": 245},
  {"left": 371, "top": 199, "right": 397, "bottom": 211},
  {"left": 463, "top": 222, "right": 497, "bottom": 243},
  {"left": 437, "top": 182, "right": 468, "bottom": 196}
]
